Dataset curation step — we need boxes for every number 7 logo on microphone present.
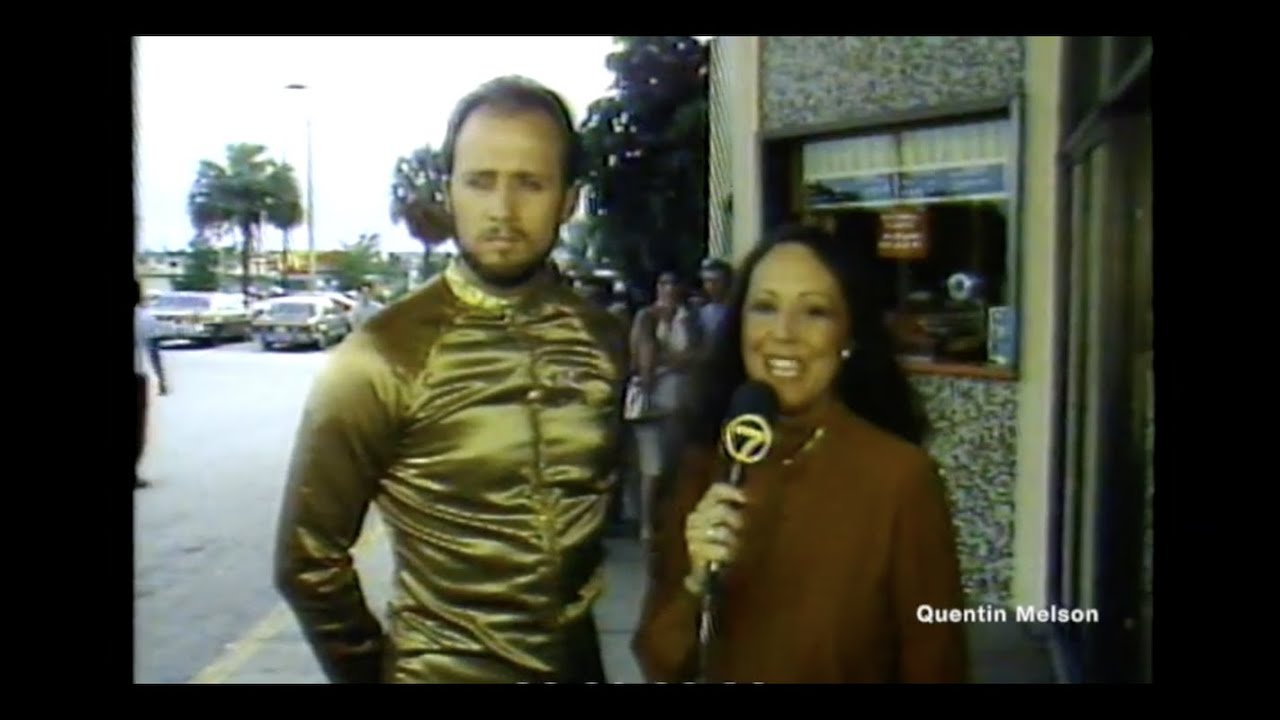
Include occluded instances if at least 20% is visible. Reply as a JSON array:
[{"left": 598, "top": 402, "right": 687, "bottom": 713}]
[{"left": 722, "top": 414, "right": 774, "bottom": 465}]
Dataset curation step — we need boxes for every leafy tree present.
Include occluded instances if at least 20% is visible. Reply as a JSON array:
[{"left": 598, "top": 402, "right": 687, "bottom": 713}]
[
  {"left": 390, "top": 145, "right": 454, "bottom": 247},
  {"left": 385, "top": 252, "right": 406, "bottom": 278},
  {"left": 580, "top": 36, "right": 710, "bottom": 295},
  {"left": 333, "top": 233, "right": 388, "bottom": 291},
  {"left": 174, "top": 235, "right": 221, "bottom": 291},
  {"left": 187, "top": 143, "right": 302, "bottom": 300}
]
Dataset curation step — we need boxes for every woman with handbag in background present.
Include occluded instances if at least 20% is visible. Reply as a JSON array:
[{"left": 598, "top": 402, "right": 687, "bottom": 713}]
[{"left": 626, "top": 271, "right": 703, "bottom": 543}]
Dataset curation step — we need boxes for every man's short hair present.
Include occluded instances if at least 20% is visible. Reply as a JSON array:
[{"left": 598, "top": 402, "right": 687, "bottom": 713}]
[
  {"left": 440, "top": 75, "right": 583, "bottom": 188},
  {"left": 700, "top": 257, "right": 732, "bottom": 278}
]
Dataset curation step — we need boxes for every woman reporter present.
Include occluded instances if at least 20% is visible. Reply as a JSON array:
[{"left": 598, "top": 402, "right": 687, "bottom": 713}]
[{"left": 631, "top": 223, "right": 969, "bottom": 683}]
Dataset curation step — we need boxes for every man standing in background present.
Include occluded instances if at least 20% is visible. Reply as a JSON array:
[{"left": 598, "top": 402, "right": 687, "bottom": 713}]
[
  {"left": 134, "top": 279, "right": 167, "bottom": 490},
  {"left": 696, "top": 257, "right": 732, "bottom": 341},
  {"left": 349, "top": 282, "right": 384, "bottom": 328}
]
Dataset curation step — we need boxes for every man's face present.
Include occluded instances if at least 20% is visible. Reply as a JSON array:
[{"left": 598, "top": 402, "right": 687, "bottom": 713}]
[
  {"left": 702, "top": 270, "right": 728, "bottom": 302},
  {"left": 446, "top": 105, "right": 577, "bottom": 288}
]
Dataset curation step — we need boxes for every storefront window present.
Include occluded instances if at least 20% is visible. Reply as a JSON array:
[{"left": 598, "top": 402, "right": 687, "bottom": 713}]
[{"left": 798, "top": 113, "right": 1019, "bottom": 373}]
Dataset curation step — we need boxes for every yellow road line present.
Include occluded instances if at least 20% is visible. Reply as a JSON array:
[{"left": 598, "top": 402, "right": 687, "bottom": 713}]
[{"left": 187, "top": 517, "right": 386, "bottom": 684}]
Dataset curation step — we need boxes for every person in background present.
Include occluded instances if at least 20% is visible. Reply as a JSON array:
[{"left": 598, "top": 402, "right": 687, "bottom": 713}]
[
  {"left": 134, "top": 279, "right": 167, "bottom": 490},
  {"left": 628, "top": 271, "right": 703, "bottom": 542},
  {"left": 632, "top": 223, "right": 968, "bottom": 683},
  {"left": 349, "top": 282, "right": 384, "bottom": 328},
  {"left": 697, "top": 257, "right": 733, "bottom": 343}
]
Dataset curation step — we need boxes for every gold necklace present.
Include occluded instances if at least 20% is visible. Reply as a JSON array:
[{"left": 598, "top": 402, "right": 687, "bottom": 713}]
[{"left": 780, "top": 427, "right": 826, "bottom": 467}]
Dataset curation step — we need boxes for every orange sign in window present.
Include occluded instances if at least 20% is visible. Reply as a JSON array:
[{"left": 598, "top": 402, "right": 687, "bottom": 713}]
[{"left": 878, "top": 207, "right": 929, "bottom": 260}]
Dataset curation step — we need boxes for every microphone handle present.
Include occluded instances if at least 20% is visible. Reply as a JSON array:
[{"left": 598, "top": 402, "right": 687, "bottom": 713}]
[
  {"left": 699, "top": 458, "right": 747, "bottom": 682},
  {"left": 705, "top": 461, "right": 744, "bottom": 582},
  {"left": 706, "top": 461, "right": 747, "bottom": 579},
  {"left": 725, "top": 461, "right": 745, "bottom": 488}
]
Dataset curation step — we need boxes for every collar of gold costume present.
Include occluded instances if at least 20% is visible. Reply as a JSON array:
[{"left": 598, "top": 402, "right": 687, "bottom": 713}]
[{"left": 442, "top": 257, "right": 560, "bottom": 312}]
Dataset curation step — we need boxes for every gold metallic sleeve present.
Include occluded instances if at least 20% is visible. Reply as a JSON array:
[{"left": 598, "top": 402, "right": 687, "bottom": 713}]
[{"left": 273, "top": 333, "right": 402, "bottom": 683}]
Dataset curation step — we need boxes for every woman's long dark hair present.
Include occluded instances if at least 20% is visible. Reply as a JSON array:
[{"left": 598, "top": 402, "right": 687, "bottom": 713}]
[{"left": 689, "top": 223, "right": 930, "bottom": 447}]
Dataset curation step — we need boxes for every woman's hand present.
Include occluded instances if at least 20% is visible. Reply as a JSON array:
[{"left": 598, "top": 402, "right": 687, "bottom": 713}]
[{"left": 683, "top": 483, "right": 747, "bottom": 594}]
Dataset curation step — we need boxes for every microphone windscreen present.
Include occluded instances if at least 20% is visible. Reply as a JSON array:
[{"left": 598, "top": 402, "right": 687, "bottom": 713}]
[{"left": 725, "top": 380, "right": 780, "bottom": 426}]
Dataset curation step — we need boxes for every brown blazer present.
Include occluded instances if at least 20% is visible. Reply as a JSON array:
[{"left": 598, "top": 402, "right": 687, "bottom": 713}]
[{"left": 632, "top": 399, "right": 970, "bottom": 683}]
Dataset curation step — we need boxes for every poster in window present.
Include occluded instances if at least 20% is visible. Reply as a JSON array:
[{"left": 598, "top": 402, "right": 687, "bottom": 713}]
[
  {"left": 898, "top": 163, "right": 1006, "bottom": 200},
  {"left": 878, "top": 207, "right": 929, "bottom": 260},
  {"left": 806, "top": 174, "right": 897, "bottom": 208}
]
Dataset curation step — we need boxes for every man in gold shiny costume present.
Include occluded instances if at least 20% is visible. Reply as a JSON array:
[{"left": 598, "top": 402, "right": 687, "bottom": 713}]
[{"left": 274, "top": 77, "right": 628, "bottom": 683}]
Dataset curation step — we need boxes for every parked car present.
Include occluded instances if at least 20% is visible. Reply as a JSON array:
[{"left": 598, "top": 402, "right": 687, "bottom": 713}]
[
  {"left": 253, "top": 291, "right": 357, "bottom": 316},
  {"left": 146, "top": 291, "right": 252, "bottom": 345},
  {"left": 249, "top": 298, "right": 276, "bottom": 319},
  {"left": 302, "top": 292, "right": 358, "bottom": 316},
  {"left": 253, "top": 296, "right": 350, "bottom": 350}
]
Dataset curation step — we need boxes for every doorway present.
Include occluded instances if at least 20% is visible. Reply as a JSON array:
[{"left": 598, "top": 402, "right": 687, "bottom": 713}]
[{"left": 1048, "top": 37, "right": 1151, "bottom": 683}]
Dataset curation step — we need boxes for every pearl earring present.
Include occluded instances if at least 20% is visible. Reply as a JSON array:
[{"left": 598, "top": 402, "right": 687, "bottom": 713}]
[{"left": 840, "top": 346, "right": 853, "bottom": 360}]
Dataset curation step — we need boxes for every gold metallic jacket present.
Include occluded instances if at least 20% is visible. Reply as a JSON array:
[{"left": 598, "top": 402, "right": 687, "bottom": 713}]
[{"left": 274, "top": 261, "right": 628, "bottom": 683}]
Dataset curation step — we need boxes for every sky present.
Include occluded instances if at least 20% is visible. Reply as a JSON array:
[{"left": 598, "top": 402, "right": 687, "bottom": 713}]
[{"left": 134, "top": 36, "right": 621, "bottom": 254}]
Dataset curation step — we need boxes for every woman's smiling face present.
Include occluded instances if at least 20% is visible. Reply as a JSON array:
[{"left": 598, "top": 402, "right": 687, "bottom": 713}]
[{"left": 740, "top": 242, "right": 851, "bottom": 415}]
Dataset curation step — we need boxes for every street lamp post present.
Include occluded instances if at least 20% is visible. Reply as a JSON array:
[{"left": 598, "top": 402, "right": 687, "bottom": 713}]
[
  {"left": 279, "top": 147, "right": 289, "bottom": 291},
  {"left": 304, "top": 115, "right": 315, "bottom": 290},
  {"left": 286, "top": 83, "right": 316, "bottom": 291}
]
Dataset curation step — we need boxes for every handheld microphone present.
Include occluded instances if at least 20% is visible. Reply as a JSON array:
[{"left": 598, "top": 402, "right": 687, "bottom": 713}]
[
  {"left": 707, "top": 380, "right": 780, "bottom": 579},
  {"left": 698, "top": 381, "right": 779, "bottom": 681}
]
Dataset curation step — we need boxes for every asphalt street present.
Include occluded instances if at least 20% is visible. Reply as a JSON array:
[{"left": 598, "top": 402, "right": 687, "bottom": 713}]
[{"left": 134, "top": 339, "right": 334, "bottom": 683}]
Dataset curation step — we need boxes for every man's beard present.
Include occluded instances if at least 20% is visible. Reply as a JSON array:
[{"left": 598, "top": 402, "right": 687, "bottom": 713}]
[{"left": 458, "top": 243, "right": 554, "bottom": 289}]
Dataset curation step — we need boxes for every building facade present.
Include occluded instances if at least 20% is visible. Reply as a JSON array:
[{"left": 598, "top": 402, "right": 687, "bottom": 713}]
[{"left": 708, "top": 36, "right": 1151, "bottom": 682}]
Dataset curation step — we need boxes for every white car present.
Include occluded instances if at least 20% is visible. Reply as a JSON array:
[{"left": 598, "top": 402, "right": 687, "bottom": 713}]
[{"left": 147, "top": 292, "right": 252, "bottom": 345}]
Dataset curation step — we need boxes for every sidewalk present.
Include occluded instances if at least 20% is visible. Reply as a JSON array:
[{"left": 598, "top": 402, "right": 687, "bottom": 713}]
[{"left": 210, "top": 516, "right": 1055, "bottom": 684}]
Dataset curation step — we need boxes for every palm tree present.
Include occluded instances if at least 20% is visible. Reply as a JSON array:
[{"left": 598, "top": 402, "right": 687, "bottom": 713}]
[
  {"left": 188, "top": 143, "right": 303, "bottom": 300},
  {"left": 390, "top": 145, "right": 453, "bottom": 247},
  {"left": 263, "top": 163, "right": 304, "bottom": 289}
]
